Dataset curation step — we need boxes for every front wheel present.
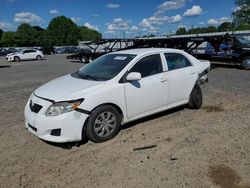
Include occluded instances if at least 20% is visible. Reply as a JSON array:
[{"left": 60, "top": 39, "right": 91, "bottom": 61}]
[
  {"left": 81, "top": 56, "right": 88, "bottom": 63},
  {"left": 241, "top": 57, "right": 250, "bottom": 70},
  {"left": 14, "top": 56, "right": 20, "bottom": 62},
  {"left": 188, "top": 84, "right": 203, "bottom": 109},
  {"left": 86, "top": 105, "right": 121, "bottom": 143}
]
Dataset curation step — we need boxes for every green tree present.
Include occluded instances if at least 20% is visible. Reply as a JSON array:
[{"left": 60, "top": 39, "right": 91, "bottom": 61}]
[
  {"left": 236, "top": 23, "right": 250, "bottom": 30},
  {"left": 233, "top": 0, "right": 250, "bottom": 25},
  {"left": 206, "top": 26, "right": 217, "bottom": 33},
  {"left": 32, "top": 25, "right": 47, "bottom": 46},
  {"left": 0, "top": 29, "right": 3, "bottom": 40},
  {"left": 32, "top": 26, "right": 45, "bottom": 32},
  {"left": 1, "top": 32, "right": 19, "bottom": 47},
  {"left": 0, "top": 29, "right": 3, "bottom": 46},
  {"left": 17, "top": 23, "right": 38, "bottom": 46},
  {"left": 176, "top": 27, "right": 187, "bottom": 35},
  {"left": 217, "top": 22, "right": 234, "bottom": 32},
  {"left": 47, "top": 16, "right": 79, "bottom": 45},
  {"left": 187, "top": 28, "right": 200, "bottom": 34},
  {"left": 79, "top": 26, "right": 102, "bottom": 41}
]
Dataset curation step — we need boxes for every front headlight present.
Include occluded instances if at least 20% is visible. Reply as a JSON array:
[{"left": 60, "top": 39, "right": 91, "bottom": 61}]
[{"left": 45, "top": 99, "right": 83, "bottom": 116}]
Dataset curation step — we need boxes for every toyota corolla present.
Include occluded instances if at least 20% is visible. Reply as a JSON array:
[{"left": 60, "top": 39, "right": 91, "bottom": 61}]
[{"left": 24, "top": 48, "right": 210, "bottom": 143}]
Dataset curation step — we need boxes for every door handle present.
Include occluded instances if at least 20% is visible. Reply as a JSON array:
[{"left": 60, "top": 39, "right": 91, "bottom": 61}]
[
  {"left": 190, "top": 71, "right": 196, "bottom": 75},
  {"left": 160, "top": 78, "right": 168, "bottom": 82}
]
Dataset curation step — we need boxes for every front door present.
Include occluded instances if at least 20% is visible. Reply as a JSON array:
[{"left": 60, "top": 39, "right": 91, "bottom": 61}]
[{"left": 124, "top": 54, "right": 168, "bottom": 119}]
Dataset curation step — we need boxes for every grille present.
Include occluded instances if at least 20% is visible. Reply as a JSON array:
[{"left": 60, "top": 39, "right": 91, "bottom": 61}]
[
  {"left": 29, "top": 100, "right": 42, "bottom": 113},
  {"left": 50, "top": 129, "right": 61, "bottom": 136}
]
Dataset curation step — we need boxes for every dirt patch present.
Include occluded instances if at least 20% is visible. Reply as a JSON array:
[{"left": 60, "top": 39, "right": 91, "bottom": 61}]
[
  {"left": 208, "top": 165, "right": 250, "bottom": 188},
  {"left": 202, "top": 105, "right": 224, "bottom": 112}
]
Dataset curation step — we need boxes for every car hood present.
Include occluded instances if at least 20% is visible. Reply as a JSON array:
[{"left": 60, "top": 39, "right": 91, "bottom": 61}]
[
  {"left": 34, "top": 74, "right": 105, "bottom": 102},
  {"left": 6, "top": 52, "right": 18, "bottom": 56}
]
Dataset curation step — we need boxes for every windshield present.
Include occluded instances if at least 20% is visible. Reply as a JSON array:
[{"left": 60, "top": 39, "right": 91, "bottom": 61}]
[
  {"left": 236, "top": 35, "right": 250, "bottom": 46},
  {"left": 72, "top": 53, "right": 136, "bottom": 81},
  {"left": 15, "top": 49, "right": 22, "bottom": 53}
]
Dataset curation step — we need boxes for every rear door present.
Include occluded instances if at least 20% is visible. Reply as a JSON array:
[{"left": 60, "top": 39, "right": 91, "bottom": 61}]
[
  {"left": 164, "top": 53, "right": 197, "bottom": 104},
  {"left": 21, "top": 50, "right": 35, "bottom": 60},
  {"left": 27, "top": 49, "right": 37, "bottom": 59},
  {"left": 124, "top": 53, "right": 169, "bottom": 119}
]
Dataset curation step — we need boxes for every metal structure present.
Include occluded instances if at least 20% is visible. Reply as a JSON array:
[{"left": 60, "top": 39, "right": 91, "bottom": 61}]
[{"left": 71, "top": 30, "right": 250, "bottom": 69}]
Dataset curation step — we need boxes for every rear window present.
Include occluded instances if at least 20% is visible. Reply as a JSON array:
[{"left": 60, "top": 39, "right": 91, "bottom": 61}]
[{"left": 164, "top": 53, "right": 192, "bottom": 71}]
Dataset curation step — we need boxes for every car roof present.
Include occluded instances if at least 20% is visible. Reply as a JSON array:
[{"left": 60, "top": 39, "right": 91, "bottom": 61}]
[
  {"left": 22, "top": 48, "right": 37, "bottom": 51},
  {"left": 110, "top": 48, "right": 185, "bottom": 56}
]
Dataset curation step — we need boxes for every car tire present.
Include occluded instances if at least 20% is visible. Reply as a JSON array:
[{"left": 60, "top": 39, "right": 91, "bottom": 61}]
[
  {"left": 81, "top": 56, "right": 88, "bottom": 63},
  {"left": 241, "top": 57, "right": 250, "bottom": 70},
  {"left": 188, "top": 84, "right": 203, "bottom": 109},
  {"left": 88, "top": 56, "right": 93, "bottom": 63},
  {"left": 36, "top": 55, "right": 42, "bottom": 61},
  {"left": 14, "top": 56, "right": 20, "bottom": 62},
  {"left": 86, "top": 105, "right": 121, "bottom": 143}
]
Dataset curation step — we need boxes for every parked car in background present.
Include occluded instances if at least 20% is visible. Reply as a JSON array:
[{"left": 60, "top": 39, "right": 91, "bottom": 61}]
[
  {"left": 0, "top": 48, "right": 18, "bottom": 56},
  {"left": 54, "top": 46, "right": 79, "bottom": 54},
  {"left": 25, "top": 48, "right": 210, "bottom": 143},
  {"left": 66, "top": 45, "right": 105, "bottom": 63},
  {"left": 36, "top": 46, "right": 55, "bottom": 55},
  {"left": 192, "top": 34, "right": 250, "bottom": 69},
  {"left": 6, "top": 48, "right": 44, "bottom": 62}
]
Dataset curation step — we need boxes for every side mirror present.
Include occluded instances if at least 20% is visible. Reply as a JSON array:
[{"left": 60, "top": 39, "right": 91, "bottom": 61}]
[{"left": 126, "top": 72, "right": 141, "bottom": 81}]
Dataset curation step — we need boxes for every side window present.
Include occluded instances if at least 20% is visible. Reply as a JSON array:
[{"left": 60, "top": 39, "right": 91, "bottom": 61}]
[
  {"left": 129, "top": 54, "right": 163, "bottom": 78},
  {"left": 23, "top": 50, "right": 33, "bottom": 53},
  {"left": 29, "top": 50, "right": 36, "bottom": 53},
  {"left": 164, "top": 53, "right": 192, "bottom": 71}
]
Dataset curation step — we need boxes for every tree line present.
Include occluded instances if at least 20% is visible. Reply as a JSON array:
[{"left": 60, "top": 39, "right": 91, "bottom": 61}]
[
  {"left": 176, "top": 0, "right": 250, "bottom": 35},
  {"left": 0, "top": 16, "right": 102, "bottom": 47},
  {"left": 175, "top": 22, "right": 250, "bottom": 35}
]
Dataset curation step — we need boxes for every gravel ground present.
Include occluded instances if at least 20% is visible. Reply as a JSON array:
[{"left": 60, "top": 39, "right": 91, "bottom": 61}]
[{"left": 0, "top": 55, "right": 249, "bottom": 188}]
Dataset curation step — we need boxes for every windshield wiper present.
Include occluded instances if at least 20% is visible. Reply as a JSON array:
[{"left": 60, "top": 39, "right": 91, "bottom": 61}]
[
  {"left": 84, "top": 74, "right": 97, "bottom": 80},
  {"left": 72, "top": 71, "right": 99, "bottom": 81},
  {"left": 80, "top": 74, "right": 101, "bottom": 81}
]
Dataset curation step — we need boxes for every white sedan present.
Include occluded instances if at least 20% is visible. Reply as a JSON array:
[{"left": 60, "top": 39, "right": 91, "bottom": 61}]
[
  {"left": 6, "top": 48, "right": 44, "bottom": 62},
  {"left": 24, "top": 48, "right": 210, "bottom": 143}
]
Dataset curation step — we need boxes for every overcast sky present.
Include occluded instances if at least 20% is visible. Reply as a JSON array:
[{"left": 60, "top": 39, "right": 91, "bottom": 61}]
[{"left": 0, "top": 0, "right": 236, "bottom": 38}]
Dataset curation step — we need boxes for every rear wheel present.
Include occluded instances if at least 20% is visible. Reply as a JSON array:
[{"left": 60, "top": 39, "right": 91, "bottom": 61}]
[
  {"left": 86, "top": 105, "right": 121, "bottom": 143},
  {"left": 36, "top": 55, "right": 42, "bottom": 60},
  {"left": 14, "top": 56, "right": 20, "bottom": 62},
  {"left": 241, "top": 57, "right": 250, "bottom": 70},
  {"left": 188, "top": 84, "right": 203, "bottom": 109}
]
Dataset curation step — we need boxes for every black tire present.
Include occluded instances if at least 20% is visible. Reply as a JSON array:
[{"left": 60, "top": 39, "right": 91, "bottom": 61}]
[
  {"left": 81, "top": 56, "right": 88, "bottom": 63},
  {"left": 86, "top": 105, "right": 121, "bottom": 143},
  {"left": 241, "top": 57, "right": 250, "bottom": 70},
  {"left": 188, "top": 84, "right": 203, "bottom": 109},
  {"left": 14, "top": 56, "right": 20, "bottom": 62},
  {"left": 36, "top": 55, "right": 42, "bottom": 60},
  {"left": 88, "top": 56, "right": 93, "bottom": 63}
]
